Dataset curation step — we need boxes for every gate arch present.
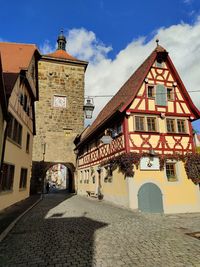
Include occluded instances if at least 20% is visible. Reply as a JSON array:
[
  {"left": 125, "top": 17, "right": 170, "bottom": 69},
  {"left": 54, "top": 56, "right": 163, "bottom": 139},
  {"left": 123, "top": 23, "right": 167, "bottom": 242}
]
[
  {"left": 138, "top": 183, "right": 163, "bottom": 213},
  {"left": 31, "top": 161, "right": 75, "bottom": 194}
]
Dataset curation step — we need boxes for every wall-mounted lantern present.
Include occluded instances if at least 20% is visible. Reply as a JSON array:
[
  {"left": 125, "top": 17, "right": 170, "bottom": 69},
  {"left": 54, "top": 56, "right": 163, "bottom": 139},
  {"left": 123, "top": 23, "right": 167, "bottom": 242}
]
[{"left": 83, "top": 98, "right": 95, "bottom": 119}]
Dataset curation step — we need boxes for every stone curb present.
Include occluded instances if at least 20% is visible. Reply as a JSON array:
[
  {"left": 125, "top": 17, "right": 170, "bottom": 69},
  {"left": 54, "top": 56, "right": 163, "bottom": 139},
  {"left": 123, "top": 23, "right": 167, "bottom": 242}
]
[{"left": 0, "top": 195, "right": 43, "bottom": 243}]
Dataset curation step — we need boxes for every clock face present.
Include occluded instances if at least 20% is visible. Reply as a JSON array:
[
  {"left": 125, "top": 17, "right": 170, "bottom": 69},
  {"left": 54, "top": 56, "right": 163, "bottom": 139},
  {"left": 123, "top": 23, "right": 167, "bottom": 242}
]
[{"left": 53, "top": 96, "right": 67, "bottom": 108}]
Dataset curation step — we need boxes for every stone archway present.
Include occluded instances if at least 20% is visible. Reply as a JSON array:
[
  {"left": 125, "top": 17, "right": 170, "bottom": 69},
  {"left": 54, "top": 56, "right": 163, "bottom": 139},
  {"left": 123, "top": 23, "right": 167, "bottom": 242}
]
[
  {"left": 30, "top": 161, "right": 75, "bottom": 194},
  {"left": 138, "top": 183, "right": 163, "bottom": 213}
]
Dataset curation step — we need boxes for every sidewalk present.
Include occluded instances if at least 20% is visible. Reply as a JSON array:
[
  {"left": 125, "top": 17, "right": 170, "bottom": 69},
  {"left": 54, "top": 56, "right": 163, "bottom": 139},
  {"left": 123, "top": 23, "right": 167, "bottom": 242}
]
[{"left": 0, "top": 194, "right": 41, "bottom": 237}]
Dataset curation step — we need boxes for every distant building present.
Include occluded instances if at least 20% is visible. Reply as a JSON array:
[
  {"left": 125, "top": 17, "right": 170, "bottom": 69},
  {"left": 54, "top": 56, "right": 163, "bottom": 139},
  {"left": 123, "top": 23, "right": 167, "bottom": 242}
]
[
  {"left": 194, "top": 133, "right": 200, "bottom": 152},
  {"left": 75, "top": 44, "right": 200, "bottom": 213},
  {"left": 0, "top": 55, "right": 8, "bottom": 170},
  {"left": 0, "top": 42, "right": 40, "bottom": 210},
  {"left": 32, "top": 32, "right": 88, "bottom": 193}
]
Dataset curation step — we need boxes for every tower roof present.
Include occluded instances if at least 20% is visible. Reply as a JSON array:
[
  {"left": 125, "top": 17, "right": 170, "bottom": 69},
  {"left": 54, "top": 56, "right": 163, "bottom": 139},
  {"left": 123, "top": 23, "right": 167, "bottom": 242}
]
[{"left": 45, "top": 30, "right": 79, "bottom": 62}]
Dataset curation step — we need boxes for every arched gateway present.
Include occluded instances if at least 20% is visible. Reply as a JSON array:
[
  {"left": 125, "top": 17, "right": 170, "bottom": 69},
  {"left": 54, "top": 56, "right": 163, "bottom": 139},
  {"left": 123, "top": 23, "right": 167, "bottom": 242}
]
[{"left": 30, "top": 161, "right": 75, "bottom": 194}]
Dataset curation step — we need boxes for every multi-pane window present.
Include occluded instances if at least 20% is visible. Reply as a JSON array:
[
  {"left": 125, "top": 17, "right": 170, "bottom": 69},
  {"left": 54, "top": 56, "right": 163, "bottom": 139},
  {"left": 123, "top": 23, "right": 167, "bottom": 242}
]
[
  {"left": 177, "top": 119, "right": 186, "bottom": 133},
  {"left": 167, "top": 88, "right": 174, "bottom": 101},
  {"left": 19, "top": 168, "right": 28, "bottom": 189},
  {"left": 26, "top": 133, "right": 30, "bottom": 153},
  {"left": 147, "top": 86, "right": 155, "bottom": 98},
  {"left": 166, "top": 119, "right": 175, "bottom": 133},
  {"left": 166, "top": 163, "right": 177, "bottom": 181},
  {"left": 147, "top": 117, "right": 156, "bottom": 132},
  {"left": 166, "top": 118, "right": 187, "bottom": 134},
  {"left": 7, "top": 114, "right": 22, "bottom": 146},
  {"left": 135, "top": 116, "right": 157, "bottom": 132},
  {"left": 135, "top": 116, "right": 145, "bottom": 131},
  {"left": 0, "top": 163, "right": 15, "bottom": 191}
]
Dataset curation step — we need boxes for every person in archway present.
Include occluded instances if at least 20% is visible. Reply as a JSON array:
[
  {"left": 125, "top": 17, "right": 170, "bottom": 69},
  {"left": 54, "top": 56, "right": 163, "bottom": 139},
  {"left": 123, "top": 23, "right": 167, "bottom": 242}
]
[{"left": 46, "top": 181, "right": 50, "bottom": 194}]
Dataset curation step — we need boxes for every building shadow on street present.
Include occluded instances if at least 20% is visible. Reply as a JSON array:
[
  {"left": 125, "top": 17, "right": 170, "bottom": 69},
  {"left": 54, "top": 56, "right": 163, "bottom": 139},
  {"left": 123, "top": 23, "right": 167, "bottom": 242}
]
[{"left": 0, "top": 193, "right": 108, "bottom": 266}]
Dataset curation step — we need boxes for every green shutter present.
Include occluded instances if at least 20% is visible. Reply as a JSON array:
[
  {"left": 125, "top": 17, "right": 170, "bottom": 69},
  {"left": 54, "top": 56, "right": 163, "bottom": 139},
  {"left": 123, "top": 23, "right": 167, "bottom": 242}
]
[{"left": 156, "top": 84, "right": 167, "bottom": 106}]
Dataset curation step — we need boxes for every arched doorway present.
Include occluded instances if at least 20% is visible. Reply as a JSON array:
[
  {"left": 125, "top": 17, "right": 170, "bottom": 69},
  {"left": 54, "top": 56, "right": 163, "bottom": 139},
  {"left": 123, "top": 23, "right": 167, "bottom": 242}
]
[
  {"left": 44, "top": 163, "right": 75, "bottom": 193},
  {"left": 138, "top": 183, "right": 163, "bottom": 213}
]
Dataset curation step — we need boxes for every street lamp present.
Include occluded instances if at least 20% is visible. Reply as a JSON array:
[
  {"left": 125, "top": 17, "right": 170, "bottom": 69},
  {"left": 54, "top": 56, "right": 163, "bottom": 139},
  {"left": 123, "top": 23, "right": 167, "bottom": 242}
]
[{"left": 83, "top": 98, "right": 95, "bottom": 119}]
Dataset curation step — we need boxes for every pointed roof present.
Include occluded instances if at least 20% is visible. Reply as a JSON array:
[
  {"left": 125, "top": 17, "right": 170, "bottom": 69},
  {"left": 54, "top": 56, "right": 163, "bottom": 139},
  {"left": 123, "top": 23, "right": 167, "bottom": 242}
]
[
  {"left": 78, "top": 45, "right": 200, "bottom": 146},
  {"left": 46, "top": 49, "right": 78, "bottom": 61}
]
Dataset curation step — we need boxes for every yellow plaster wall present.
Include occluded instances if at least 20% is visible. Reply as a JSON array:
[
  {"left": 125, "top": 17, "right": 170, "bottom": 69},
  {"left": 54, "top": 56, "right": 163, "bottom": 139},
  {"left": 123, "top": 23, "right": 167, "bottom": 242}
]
[
  {"left": 0, "top": 85, "right": 34, "bottom": 211},
  {"left": 148, "top": 100, "right": 155, "bottom": 111},
  {"left": 129, "top": 161, "right": 200, "bottom": 213},
  {"left": 168, "top": 102, "right": 174, "bottom": 113},
  {"left": 181, "top": 103, "right": 190, "bottom": 114}
]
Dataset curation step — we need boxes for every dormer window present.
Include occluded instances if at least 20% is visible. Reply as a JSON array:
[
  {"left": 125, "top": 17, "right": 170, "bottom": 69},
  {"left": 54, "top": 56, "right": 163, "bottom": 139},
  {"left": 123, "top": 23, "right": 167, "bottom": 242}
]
[{"left": 147, "top": 85, "right": 155, "bottom": 98}]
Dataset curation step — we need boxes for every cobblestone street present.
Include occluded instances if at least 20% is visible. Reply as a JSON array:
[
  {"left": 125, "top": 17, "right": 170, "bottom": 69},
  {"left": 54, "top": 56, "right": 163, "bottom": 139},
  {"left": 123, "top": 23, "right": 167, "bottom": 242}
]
[{"left": 0, "top": 192, "right": 200, "bottom": 267}]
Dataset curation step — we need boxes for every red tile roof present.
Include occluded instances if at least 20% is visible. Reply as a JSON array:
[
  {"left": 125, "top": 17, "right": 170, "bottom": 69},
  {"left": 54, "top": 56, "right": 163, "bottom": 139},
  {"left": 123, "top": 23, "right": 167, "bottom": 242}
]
[
  {"left": 0, "top": 42, "right": 40, "bottom": 73},
  {"left": 46, "top": 49, "right": 78, "bottom": 61},
  {"left": 78, "top": 45, "right": 200, "bottom": 146}
]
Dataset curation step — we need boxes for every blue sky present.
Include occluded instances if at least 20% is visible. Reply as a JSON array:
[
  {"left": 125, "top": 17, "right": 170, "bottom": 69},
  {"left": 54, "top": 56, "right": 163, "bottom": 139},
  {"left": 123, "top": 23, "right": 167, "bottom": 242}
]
[{"left": 0, "top": 0, "right": 200, "bottom": 131}]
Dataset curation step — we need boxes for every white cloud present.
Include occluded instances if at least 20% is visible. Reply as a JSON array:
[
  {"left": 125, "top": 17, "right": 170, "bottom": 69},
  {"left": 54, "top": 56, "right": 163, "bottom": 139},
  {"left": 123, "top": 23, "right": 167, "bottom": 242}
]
[
  {"left": 66, "top": 28, "right": 112, "bottom": 63},
  {"left": 39, "top": 40, "right": 55, "bottom": 54}
]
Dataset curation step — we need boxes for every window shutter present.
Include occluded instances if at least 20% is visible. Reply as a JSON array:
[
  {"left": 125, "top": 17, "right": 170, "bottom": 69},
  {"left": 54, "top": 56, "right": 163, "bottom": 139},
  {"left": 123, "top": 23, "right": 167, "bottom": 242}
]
[{"left": 156, "top": 84, "right": 166, "bottom": 106}]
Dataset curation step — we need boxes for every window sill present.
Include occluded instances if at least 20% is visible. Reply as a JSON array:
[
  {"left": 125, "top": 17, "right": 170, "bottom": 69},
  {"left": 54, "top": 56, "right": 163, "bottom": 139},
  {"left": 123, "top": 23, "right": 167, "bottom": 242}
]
[
  {"left": 135, "top": 130, "right": 160, "bottom": 134},
  {"left": 166, "top": 132, "right": 189, "bottom": 136},
  {"left": 0, "top": 189, "right": 13, "bottom": 195},
  {"left": 167, "top": 178, "right": 178, "bottom": 182},
  {"left": 19, "top": 188, "right": 27, "bottom": 191}
]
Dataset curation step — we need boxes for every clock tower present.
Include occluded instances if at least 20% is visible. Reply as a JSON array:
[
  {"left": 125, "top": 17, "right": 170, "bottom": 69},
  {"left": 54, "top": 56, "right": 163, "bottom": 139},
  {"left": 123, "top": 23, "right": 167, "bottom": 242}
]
[{"left": 32, "top": 31, "right": 88, "bottom": 191}]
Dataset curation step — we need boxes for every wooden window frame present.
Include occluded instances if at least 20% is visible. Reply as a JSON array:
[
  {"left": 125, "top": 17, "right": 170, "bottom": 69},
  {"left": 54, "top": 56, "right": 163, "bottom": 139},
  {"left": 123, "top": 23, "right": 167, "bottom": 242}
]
[
  {"left": 166, "top": 163, "right": 178, "bottom": 182},
  {"left": 166, "top": 118, "right": 188, "bottom": 134},
  {"left": 7, "top": 113, "right": 22, "bottom": 146},
  {"left": 135, "top": 116, "right": 145, "bottom": 131},
  {"left": 166, "top": 118, "right": 176, "bottom": 133},
  {"left": 177, "top": 119, "right": 186, "bottom": 134},
  {"left": 134, "top": 115, "right": 158, "bottom": 132},
  {"left": 146, "top": 117, "right": 157, "bottom": 132},
  {"left": 19, "top": 168, "right": 28, "bottom": 189},
  {"left": 0, "top": 163, "right": 15, "bottom": 191},
  {"left": 147, "top": 85, "right": 155, "bottom": 99},
  {"left": 167, "top": 87, "right": 174, "bottom": 101}
]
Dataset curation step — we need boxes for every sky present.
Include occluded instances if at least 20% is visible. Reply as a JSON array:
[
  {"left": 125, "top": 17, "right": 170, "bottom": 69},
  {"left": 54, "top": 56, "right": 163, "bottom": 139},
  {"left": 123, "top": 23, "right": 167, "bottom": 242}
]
[{"left": 0, "top": 0, "right": 200, "bottom": 131}]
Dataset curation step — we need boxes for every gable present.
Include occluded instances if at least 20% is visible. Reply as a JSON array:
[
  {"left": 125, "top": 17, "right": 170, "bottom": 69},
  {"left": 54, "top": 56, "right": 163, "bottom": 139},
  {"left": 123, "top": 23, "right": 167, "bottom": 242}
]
[{"left": 128, "top": 58, "right": 198, "bottom": 118}]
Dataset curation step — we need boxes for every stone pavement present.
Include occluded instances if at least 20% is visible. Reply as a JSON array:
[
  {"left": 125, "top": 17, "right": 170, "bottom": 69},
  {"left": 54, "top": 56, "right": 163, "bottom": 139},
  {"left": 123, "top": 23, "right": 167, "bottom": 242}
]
[
  {"left": 0, "top": 192, "right": 200, "bottom": 267},
  {"left": 0, "top": 194, "right": 41, "bottom": 236}
]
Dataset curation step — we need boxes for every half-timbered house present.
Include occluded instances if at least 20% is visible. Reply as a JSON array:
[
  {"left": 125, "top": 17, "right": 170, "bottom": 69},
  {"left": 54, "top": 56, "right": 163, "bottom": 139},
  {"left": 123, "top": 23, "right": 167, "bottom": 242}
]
[
  {"left": 75, "top": 44, "right": 200, "bottom": 213},
  {"left": 0, "top": 42, "right": 40, "bottom": 210}
]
